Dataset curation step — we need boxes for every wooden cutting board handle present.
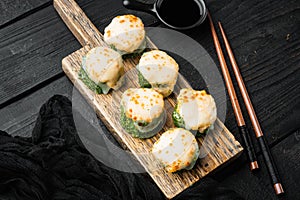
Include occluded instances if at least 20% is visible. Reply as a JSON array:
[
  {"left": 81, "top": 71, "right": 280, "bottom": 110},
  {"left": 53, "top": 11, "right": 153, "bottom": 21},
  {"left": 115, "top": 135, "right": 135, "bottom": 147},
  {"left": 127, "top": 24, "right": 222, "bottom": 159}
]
[{"left": 53, "top": 0, "right": 106, "bottom": 47}]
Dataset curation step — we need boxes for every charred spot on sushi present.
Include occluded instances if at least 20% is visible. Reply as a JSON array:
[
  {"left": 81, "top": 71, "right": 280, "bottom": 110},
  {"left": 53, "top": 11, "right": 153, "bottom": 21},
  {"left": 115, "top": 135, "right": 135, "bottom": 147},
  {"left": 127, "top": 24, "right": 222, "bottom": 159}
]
[
  {"left": 152, "top": 128, "right": 200, "bottom": 173},
  {"left": 120, "top": 88, "right": 165, "bottom": 138},
  {"left": 173, "top": 88, "right": 217, "bottom": 136},
  {"left": 104, "top": 15, "right": 146, "bottom": 55},
  {"left": 137, "top": 50, "right": 179, "bottom": 97},
  {"left": 80, "top": 47, "right": 124, "bottom": 94}
]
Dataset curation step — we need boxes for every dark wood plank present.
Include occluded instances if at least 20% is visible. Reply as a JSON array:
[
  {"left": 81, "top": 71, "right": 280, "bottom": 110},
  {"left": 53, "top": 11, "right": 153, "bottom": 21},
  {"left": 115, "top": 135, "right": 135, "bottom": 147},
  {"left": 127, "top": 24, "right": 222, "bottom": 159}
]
[
  {"left": 0, "top": 0, "right": 298, "bottom": 198},
  {"left": 0, "top": 0, "right": 158, "bottom": 108},
  {"left": 55, "top": 0, "right": 243, "bottom": 191},
  {"left": 0, "top": 0, "right": 299, "bottom": 157},
  {"left": 179, "top": 0, "right": 300, "bottom": 147},
  {"left": 0, "top": 75, "right": 125, "bottom": 151},
  {"left": 212, "top": 129, "right": 300, "bottom": 200},
  {"left": 0, "top": 0, "right": 49, "bottom": 27},
  {"left": 217, "top": 0, "right": 300, "bottom": 150},
  {"left": 0, "top": 5, "right": 81, "bottom": 107},
  {"left": 0, "top": 76, "right": 73, "bottom": 137},
  {"left": 0, "top": 0, "right": 300, "bottom": 152},
  {"left": 0, "top": 0, "right": 156, "bottom": 27},
  {"left": 1, "top": 76, "right": 299, "bottom": 199}
]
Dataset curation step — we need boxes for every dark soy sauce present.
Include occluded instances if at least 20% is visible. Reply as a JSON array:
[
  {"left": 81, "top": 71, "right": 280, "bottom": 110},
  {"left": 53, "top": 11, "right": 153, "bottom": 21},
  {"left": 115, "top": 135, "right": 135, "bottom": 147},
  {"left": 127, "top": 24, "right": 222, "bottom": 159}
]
[{"left": 157, "top": 0, "right": 201, "bottom": 28}]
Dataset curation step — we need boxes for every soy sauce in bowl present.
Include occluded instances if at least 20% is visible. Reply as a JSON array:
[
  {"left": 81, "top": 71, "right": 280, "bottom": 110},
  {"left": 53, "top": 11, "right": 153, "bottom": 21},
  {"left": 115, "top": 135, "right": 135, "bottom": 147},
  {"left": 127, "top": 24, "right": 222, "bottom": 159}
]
[
  {"left": 156, "top": 0, "right": 202, "bottom": 28},
  {"left": 123, "top": 0, "right": 207, "bottom": 30}
]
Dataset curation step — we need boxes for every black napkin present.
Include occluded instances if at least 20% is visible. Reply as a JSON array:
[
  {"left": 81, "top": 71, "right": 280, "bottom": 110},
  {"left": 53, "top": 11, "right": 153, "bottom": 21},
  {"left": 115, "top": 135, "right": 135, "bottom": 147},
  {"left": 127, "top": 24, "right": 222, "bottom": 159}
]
[{"left": 0, "top": 95, "right": 243, "bottom": 200}]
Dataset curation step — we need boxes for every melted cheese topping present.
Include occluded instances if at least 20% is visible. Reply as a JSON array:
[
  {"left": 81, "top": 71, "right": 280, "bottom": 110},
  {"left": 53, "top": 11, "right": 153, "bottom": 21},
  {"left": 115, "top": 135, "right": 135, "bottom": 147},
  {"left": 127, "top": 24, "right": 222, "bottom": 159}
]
[
  {"left": 104, "top": 15, "right": 145, "bottom": 53},
  {"left": 177, "top": 89, "right": 217, "bottom": 132},
  {"left": 138, "top": 50, "right": 179, "bottom": 97},
  {"left": 84, "top": 47, "right": 123, "bottom": 88},
  {"left": 121, "top": 88, "right": 164, "bottom": 122},
  {"left": 152, "top": 128, "right": 199, "bottom": 173}
]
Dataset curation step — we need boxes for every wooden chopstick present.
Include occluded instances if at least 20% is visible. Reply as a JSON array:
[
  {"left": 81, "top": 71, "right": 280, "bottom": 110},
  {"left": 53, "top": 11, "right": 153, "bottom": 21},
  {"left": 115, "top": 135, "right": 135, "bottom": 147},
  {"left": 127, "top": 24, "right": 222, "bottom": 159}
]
[
  {"left": 217, "top": 21, "right": 284, "bottom": 195},
  {"left": 207, "top": 12, "right": 259, "bottom": 171}
]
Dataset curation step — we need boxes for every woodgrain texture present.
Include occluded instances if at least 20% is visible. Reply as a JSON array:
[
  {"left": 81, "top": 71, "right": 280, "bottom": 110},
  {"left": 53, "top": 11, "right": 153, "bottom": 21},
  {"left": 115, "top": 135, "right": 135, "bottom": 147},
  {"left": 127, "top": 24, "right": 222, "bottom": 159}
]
[
  {"left": 215, "top": 129, "right": 300, "bottom": 200},
  {"left": 0, "top": 77, "right": 73, "bottom": 137},
  {"left": 0, "top": 0, "right": 49, "bottom": 27},
  {"left": 0, "top": 0, "right": 157, "bottom": 108},
  {"left": 62, "top": 40, "right": 243, "bottom": 200},
  {"left": 1, "top": 0, "right": 298, "bottom": 150},
  {"left": 54, "top": 0, "right": 243, "bottom": 198},
  {"left": 53, "top": 0, "right": 104, "bottom": 47},
  {"left": 1, "top": 0, "right": 300, "bottom": 199}
]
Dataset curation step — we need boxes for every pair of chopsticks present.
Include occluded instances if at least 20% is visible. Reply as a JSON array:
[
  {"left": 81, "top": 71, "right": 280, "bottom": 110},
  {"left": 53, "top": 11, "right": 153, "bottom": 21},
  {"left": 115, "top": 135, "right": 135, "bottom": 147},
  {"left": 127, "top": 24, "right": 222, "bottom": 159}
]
[{"left": 207, "top": 13, "right": 284, "bottom": 195}]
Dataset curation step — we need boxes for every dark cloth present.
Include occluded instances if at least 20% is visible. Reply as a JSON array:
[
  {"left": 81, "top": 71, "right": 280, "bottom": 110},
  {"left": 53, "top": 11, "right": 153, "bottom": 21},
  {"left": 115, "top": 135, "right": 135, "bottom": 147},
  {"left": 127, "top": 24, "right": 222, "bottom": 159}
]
[{"left": 0, "top": 95, "right": 243, "bottom": 200}]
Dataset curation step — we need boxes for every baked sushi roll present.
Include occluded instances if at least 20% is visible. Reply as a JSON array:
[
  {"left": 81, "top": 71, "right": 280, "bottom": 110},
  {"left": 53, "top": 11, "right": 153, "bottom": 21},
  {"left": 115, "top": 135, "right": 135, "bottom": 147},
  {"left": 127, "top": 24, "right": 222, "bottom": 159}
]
[
  {"left": 152, "top": 128, "right": 199, "bottom": 173},
  {"left": 120, "top": 88, "right": 165, "bottom": 138},
  {"left": 137, "top": 50, "right": 179, "bottom": 97},
  {"left": 173, "top": 88, "right": 217, "bottom": 136},
  {"left": 104, "top": 15, "right": 146, "bottom": 56},
  {"left": 79, "top": 47, "right": 124, "bottom": 94}
]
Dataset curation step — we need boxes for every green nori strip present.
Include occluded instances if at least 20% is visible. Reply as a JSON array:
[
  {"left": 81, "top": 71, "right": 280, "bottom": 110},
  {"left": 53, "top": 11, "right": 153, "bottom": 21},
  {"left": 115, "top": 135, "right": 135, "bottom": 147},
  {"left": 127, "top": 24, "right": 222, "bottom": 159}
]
[
  {"left": 172, "top": 103, "right": 211, "bottom": 138},
  {"left": 78, "top": 67, "right": 103, "bottom": 94},
  {"left": 120, "top": 106, "right": 163, "bottom": 138},
  {"left": 122, "top": 51, "right": 144, "bottom": 59},
  {"left": 196, "top": 127, "right": 209, "bottom": 137},
  {"left": 172, "top": 104, "right": 185, "bottom": 128},
  {"left": 110, "top": 39, "right": 147, "bottom": 59},
  {"left": 138, "top": 70, "right": 151, "bottom": 88},
  {"left": 120, "top": 106, "right": 140, "bottom": 137}
]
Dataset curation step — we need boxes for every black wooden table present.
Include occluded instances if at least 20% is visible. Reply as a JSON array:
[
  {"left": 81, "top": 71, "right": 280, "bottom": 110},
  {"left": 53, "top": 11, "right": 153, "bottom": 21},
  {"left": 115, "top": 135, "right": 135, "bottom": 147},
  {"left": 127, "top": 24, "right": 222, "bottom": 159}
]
[{"left": 0, "top": 0, "right": 299, "bottom": 199}]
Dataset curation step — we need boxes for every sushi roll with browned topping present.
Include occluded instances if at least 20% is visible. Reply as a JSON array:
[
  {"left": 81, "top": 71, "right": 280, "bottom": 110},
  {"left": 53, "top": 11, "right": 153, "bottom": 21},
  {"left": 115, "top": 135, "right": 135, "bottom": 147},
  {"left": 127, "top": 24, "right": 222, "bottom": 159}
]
[
  {"left": 152, "top": 128, "right": 199, "bottom": 173},
  {"left": 104, "top": 15, "right": 146, "bottom": 56},
  {"left": 137, "top": 50, "right": 179, "bottom": 97},
  {"left": 79, "top": 46, "right": 124, "bottom": 94},
  {"left": 120, "top": 88, "right": 165, "bottom": 138},
  {"left": 173, "top": 88, "right": 217, "bottom": 136}
]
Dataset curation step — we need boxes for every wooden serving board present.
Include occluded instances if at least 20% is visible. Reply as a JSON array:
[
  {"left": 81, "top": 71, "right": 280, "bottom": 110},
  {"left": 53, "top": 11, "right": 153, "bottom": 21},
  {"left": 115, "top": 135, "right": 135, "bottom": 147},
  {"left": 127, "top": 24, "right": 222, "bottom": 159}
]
[{"left": 54, "top": 0, "right": 243, "bottom": 198}]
